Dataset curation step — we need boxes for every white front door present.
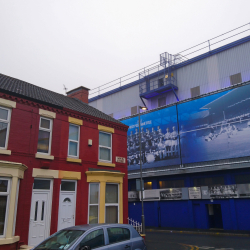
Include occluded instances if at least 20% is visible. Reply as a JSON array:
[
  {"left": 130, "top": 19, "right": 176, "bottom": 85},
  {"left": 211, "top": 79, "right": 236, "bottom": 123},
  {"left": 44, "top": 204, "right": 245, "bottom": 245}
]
[
  {"left": 57, "top": 181, "right": 76, "bottom": 231},
  {"left": 28, "top": 179, "right": 52, "bottom": 246}
]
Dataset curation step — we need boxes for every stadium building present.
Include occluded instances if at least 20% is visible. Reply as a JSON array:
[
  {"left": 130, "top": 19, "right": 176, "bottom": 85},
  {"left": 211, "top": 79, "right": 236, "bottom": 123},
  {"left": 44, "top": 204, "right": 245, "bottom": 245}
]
[{"left": 88, "top": 24, "right": 250, "bottom": 231}]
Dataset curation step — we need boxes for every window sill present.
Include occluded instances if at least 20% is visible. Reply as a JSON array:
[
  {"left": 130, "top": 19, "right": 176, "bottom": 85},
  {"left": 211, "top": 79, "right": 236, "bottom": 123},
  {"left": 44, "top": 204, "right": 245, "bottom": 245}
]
[
  {"left": 97, "top": 161, "right": 116, "bottom": 167},
  {"left": 0, "top": 235, "right": 20, "bottom": 245},
  {"left": 67, "top": 158, "right": 82, "bottom": 163},
  {"left": 35, "top": 153, "right": 54, "bottom": 160},
  {"left": 0, "top": 149, "right": 11, "bottom": 155}
]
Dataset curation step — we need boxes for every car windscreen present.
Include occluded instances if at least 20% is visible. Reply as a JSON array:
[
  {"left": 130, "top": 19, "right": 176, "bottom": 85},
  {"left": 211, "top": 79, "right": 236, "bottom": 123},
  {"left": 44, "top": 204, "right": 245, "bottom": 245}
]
[{"left": 34, "top": 230, "right": 85, "bottom": 250}]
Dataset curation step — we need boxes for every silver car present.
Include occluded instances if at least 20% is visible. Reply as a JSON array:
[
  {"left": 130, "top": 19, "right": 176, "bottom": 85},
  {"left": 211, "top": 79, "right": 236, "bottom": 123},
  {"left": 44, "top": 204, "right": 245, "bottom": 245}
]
[{"left": 32, "top": 224, "right": 147, "bottom": 250}]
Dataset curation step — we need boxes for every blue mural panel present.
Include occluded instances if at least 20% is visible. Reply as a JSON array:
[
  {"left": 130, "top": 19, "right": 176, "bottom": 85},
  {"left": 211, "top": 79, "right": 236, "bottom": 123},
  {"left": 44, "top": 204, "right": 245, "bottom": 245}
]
[
  {"left": 122, "top": 106, "right": 181, "bottom": 171},
  {"left": 179, "top": 84, "right": 250, "bottom": 164},
  {"left": 122, "top": 83, "right": 250, "bottom": 168}
]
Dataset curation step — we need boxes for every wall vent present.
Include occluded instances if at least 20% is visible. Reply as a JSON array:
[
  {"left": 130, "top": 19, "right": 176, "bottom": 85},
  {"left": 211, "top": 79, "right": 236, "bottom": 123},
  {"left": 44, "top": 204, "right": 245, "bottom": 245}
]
[
  {"left": 131, "top": 106, "right": 138, "bottom": 115},
  {"left": 230, "top": 73, "right": 242, "bottom": 85},
  {"left": 158, "top": 97, "right": 166, "bottom": 107},
  {"left": 190, "top": 86, "right": 200, "bottom": 98}
]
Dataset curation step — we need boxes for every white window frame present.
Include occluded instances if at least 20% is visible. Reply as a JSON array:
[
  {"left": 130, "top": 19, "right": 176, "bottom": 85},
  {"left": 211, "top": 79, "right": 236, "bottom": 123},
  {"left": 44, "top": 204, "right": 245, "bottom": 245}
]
[
  {"left": 37, "top": 117, "right": 53, "bottom": 155},
  {"left": 88, "top": 183, "right": 100, "bottom": 224},
  {"left": 99, "top": 131, "right": 112, "bottom": 162},
  {"left": 68, "top": 124, "right": 80, "bottom": 158},
  {"left": 0, "top": 106, "right": 11, "bottom": 150},
  {"left": 105, "top": 183, "right": 119, "bottom": 223},
  {"left": 0, "top": 177, "right": 11, "bottom": 238}
]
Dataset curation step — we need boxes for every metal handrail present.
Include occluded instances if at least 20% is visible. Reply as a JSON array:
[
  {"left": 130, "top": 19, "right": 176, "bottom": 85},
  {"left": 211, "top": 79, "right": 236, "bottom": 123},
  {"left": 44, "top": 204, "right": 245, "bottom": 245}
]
[{"left": 89, "top": 23, "right": 250, "bottom": 99}]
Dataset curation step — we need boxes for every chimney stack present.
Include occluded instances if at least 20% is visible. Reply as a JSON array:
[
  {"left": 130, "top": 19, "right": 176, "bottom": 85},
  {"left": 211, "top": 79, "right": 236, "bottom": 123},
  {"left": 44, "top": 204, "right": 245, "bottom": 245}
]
[{"left": 67, "top": 86, "right": 90, "bottom": 104}]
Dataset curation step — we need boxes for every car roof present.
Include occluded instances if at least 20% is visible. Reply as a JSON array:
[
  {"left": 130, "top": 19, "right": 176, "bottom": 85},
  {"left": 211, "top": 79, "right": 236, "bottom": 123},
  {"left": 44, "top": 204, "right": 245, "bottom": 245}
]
[{"left": 62, "top": 223, "right": 134, "bottom": 231}]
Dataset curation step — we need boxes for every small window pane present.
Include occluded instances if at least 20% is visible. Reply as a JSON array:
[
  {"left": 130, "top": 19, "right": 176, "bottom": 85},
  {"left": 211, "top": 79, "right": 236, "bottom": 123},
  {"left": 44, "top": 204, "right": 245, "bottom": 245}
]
[
  {"left": 0, "top": 108, "right": 8, "bottom": 120},
  {"left": 33, "top": 179, "right": 50, "bottom": 190},
  {"left": 0, "top": 180, "right": 8, "bottom": 192},
  {"left": 69, "top": 125, "right": 79, "bottom": 141},
  {"left": 63, "top": 198, "right": 71, "bottom": 202},
  {"left": 99, "top": 132, "right": 111, "bottom": 147},
  {"left": 40, "top": 118, "right": 50, "bottom": 129},
  {"left": 69, "top": 141, "right": 78, "bottom": 156},
  {"left": 37, "top": 130, "right": 50, "bottom": 153},
  {"left": 90, "top": 184, "right": 99, "bottom": 204},
  {"left": 99, "top": 147, "right": 111, "bottom": 161},
  {"left": 80, "top": 229, "right": 104, "bottom": 249},
  {"left": 89, "top": 206, "right": 98, "bottom": 224},
  {"left": 61, "top": 181, "right": 76, "bottom": 191},
  {"left": 107, "top": 228, "right": 130, "bottom": 244},
  {"left": 34, "top": 201, "right": 38, "bottom": 221},
  {"left": 105, "top": 184, "right": 118, "bottom": 203},
  {"left": 105, "top": 206, "right": 118, "bottom": 223},
  {"left": 0, "top": 122, "right": 8, "bottom": 148},
  {"left": 0, "top": 196, "right": 7, "bottom": 235},
  {"left": 41, "top": 201, "right": 45, "bottom": 221}
]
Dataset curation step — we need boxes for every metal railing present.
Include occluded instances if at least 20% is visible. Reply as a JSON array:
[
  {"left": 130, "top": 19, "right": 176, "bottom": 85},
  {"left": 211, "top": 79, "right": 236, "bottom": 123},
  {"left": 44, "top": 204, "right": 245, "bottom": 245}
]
[
  {"left": 89, "top": 23, "right": 250, "bottom": 99},
  {"left": 139, "top": 78, "right": 176, "bottom": 95},
  {"left": 127, "top": 217, "right": 142, "bottom": 234}
]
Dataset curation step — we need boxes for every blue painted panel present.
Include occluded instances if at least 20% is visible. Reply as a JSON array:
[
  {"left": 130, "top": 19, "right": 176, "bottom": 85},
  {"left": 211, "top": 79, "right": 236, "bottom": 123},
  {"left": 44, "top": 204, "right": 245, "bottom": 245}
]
[
  {"left": 235, "top": 199, "right": 250, "bottom": 230},
  {"left": 159, "top": 201, "right": 190, "bottom": 228}
]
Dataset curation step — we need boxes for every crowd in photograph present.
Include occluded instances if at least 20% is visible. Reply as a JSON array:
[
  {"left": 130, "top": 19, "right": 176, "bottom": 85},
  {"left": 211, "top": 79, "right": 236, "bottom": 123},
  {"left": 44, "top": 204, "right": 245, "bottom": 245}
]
[{"left": 127, "top": 125, "right": 179, "bottom": 166}]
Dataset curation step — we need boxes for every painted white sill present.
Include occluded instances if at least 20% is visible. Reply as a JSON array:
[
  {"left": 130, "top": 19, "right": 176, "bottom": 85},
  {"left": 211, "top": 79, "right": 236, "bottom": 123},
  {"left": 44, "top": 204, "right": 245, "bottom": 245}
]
[
  {"left": 35, "top": 153, "right": 54, "bottom": 160},
  {"left": 0, "top": 235, "right": 20, "bottom": 245},
  {"left": 0, "top": 149, "right": 11, "bottom": 155}
]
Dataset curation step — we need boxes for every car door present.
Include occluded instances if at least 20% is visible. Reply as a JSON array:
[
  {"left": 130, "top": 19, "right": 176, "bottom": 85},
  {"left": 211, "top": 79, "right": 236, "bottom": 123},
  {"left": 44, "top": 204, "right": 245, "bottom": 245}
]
[
  {"left": 106, "top": 227, "right": 132, "bottom": 250},
  {"left": 76, "top": 228, "right": 108, "bottom": 250}
]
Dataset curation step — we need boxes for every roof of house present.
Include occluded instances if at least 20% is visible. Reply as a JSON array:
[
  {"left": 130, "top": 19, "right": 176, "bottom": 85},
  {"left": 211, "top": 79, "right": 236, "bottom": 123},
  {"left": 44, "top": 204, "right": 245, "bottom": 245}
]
[{"left": 0, "top": 73, "right": 123, "bottom": 125}]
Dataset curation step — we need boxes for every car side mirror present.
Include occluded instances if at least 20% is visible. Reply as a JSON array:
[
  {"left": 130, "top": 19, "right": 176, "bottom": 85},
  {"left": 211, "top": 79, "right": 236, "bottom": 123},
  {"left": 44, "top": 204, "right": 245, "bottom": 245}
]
[{"left": 80, "top": 246, "right": 91, "bottom": 250}]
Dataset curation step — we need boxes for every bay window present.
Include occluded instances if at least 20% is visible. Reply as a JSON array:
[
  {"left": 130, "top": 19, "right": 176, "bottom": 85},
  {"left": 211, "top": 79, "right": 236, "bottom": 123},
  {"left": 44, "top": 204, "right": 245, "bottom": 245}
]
[
  {"left": 0, "top": 107, "right": 11, "bottom": 149},
  {"left": 0, "top": 178, "right": 10, "bottom": 237},
  {"left": 105, "top": 183, "right": 119, "bottom": 223},
  {"left": 99, "top": 132, "right": 112, "bottom": 162},
  {"left": 88, "top": 183, "right": 99, "bottom": 224},
  {"left": 68, "top": 124, "right": 80, "bottom": 158},
  {"left": 37, "top": 117, "right": 52, "bottom": 154}
]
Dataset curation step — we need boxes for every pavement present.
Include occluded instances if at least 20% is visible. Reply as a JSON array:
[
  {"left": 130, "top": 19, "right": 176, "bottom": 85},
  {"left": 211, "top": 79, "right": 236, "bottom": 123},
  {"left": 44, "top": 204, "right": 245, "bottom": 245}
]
[
  {"left": 146, "top": 227, "right": 250, "bottom": 237},
  {"left": 145, "top": 229, "right": 250, "bottom": 250}
]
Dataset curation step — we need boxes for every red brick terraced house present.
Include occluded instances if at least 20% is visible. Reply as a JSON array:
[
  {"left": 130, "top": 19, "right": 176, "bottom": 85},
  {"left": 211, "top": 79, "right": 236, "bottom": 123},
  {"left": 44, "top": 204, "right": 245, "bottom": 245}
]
[{"left": 0, "top": 73, "right": 129, "bottom": 250}]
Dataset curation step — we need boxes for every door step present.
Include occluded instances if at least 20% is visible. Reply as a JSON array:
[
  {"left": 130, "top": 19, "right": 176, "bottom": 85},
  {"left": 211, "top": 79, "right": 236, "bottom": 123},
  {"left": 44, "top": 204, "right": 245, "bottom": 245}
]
[{"left": 19, "top": 245, "right": 33, "bottom": 250}]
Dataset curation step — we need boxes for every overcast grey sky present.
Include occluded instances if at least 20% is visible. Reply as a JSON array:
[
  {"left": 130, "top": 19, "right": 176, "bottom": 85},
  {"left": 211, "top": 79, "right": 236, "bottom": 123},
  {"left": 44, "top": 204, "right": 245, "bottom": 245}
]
[{"left": 0, "top": 0, "right": 250, "bottom": 95}]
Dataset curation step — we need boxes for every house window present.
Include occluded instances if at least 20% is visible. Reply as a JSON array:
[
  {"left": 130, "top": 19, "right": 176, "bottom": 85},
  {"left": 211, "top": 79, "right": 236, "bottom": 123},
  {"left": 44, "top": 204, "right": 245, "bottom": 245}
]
[
  {"left": 0, "top": 107, "right": 11, "bottom": 149},
  {"left": 144, "top": 181, "right": 152, "bottom": 190},
  {"left": 99, "top": 132, "right": 112, "bottom": 162},
  {"left": 159, "top": 179, "right": 185, "bottom": 188},
  {"left": 68, "top": 124, "right": 80, "bottom": 158},
  {"left": 158, "top": 97, "right": 166, "bottom": 107},
  {"left": 0, "top": 178, "right": 10, "bottom": 237},
  {"left": 88, "top": 183, "right": 99, "bottom": 224},
  {"left": 37, "top": 117, "right": 53, "bottom": 154},
  {"left": 105, "top": 184, "right": 119, "bottom": 223},
  {"left": 158, "top": 78, "right": 164, "bottom": 88},
  {"left": 190, "top": 86, "right": 200, "bottom": 98},
  {"left": 193, "top": 176, "right": 224, "bottom": 187}
]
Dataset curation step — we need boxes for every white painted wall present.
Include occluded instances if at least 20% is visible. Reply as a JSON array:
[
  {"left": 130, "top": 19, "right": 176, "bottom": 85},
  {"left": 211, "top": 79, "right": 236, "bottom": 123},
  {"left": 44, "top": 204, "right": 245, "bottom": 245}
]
[{"left": 89, "top": 41, "right": 250, "bottom": 119}]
